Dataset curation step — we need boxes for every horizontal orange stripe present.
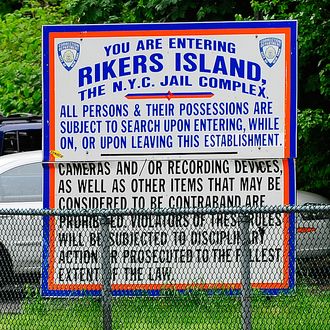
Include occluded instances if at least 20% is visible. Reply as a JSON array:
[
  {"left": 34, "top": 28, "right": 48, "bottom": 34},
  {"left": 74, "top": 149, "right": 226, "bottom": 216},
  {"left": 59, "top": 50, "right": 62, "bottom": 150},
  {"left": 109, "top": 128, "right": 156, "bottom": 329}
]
[
  {"left": 48, "top": 281, "right": 288, "bottom": 291},
  {"left": 297, "top": 227, "right": 317, "bottom": 233}
]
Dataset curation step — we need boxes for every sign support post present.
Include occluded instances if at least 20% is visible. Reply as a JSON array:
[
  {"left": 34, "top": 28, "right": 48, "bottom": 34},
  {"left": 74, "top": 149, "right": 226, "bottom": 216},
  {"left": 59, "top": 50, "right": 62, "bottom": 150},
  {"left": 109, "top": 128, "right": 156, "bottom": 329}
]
[
  {"left": 100, "top": 214, "right": 112, "bottom": 330},
  {"left": 240, "top": 214, "right": 252, "bottom": 330}
]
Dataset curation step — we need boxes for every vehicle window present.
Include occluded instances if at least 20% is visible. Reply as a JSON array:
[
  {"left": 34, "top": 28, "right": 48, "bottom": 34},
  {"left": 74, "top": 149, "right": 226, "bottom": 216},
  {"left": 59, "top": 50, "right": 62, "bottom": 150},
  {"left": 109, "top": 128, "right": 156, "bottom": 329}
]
[
  {"left": 2, "top": 130, "right": 42, "bottom": 154},
  {"left": 18, "top": 130, "right": 42, "bottom": 152},
  {"left": 0, "top": 162, "right": 42, "bottom": 202},
  {"left": 3, "top": 131, "right": 18, "bottom": 154}
]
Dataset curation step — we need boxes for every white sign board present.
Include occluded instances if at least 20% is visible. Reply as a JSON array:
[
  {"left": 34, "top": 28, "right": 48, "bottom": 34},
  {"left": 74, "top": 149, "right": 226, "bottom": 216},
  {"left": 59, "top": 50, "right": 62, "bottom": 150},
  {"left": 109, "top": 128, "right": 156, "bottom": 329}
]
[
  {"left": 42, "top": 158, "right": 295, "bottom": 295},
  {"left": 43, "top": 21, "right": 297, "bottom": 162},
  {"left": 42, "top": 22, "right": 297, "bottom": 296}
]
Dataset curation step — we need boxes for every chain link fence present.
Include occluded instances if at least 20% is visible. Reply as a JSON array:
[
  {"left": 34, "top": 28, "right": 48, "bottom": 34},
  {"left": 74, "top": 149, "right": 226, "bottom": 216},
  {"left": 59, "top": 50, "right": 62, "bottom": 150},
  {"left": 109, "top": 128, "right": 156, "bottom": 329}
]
[{"left": 0, "top": 205, "right": 329, "bottom": 329}]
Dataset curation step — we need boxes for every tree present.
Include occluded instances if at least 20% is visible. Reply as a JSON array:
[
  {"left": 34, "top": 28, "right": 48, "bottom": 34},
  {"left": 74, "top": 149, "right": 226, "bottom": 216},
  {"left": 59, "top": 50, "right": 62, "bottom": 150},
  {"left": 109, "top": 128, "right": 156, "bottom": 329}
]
[
  {"left": 64, "top": 0, "right": 123, "bottom": 23},
  {"left": 297, "top": 108, "right": 330, "bottom": 197},
  {"left": 244, "top": 0, "right": 330, "bottom": 197},
  {"left": 249, "top": 0, "right": 330, "bottom": 110},
  {"left": 66, "top": 0, "right": 330, "bottom": 196},
  {"left": 65, "top": 0, "right": 253, "bottom": 23},
  {"left": 0, "top": 1, "right": 75, "bottom": 115},
  {"left": 1, "top": 0, "right": 328, "bottom": 195},
  {"left": 0, "top": 0, "right": 23, "bottom": 17}
]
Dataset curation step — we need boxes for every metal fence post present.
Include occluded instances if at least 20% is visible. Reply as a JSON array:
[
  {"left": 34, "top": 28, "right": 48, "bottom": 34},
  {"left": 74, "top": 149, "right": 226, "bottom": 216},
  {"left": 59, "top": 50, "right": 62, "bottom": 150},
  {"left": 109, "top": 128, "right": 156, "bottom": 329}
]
[
  {"left": 100, "top": 213, "right": 112, "bottom": 330},
  {"left": 239, "top": 214, "right": 252, "bottom": 330}
]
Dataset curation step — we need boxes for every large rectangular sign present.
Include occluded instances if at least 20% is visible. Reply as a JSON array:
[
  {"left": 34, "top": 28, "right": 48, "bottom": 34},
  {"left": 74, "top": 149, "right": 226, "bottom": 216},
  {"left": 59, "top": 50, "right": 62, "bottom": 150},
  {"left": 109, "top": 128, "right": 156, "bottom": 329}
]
[
  {"left": 42, "top": 158, "right": 295, "bottom": 296},
  {"left": 42, "top": 21, "right": 297, "bottom": 297},
  {"left": 42, "top": 21, "right": 297, "bottom": 161}
]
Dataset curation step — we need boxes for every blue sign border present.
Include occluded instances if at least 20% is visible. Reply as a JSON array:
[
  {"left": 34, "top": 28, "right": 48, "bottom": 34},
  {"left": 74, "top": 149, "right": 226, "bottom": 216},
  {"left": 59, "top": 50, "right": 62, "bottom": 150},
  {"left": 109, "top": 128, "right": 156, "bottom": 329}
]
[{"left": 42, "top": 21, "right": 297, "bottom": 297}]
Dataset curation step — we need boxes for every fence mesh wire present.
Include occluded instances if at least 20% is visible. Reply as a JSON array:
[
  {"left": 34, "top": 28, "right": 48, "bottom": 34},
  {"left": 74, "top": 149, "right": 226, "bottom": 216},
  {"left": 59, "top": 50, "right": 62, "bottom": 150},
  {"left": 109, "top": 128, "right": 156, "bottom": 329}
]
[{"left": 0, "top": 205, "right": 329, "bottom": 329}]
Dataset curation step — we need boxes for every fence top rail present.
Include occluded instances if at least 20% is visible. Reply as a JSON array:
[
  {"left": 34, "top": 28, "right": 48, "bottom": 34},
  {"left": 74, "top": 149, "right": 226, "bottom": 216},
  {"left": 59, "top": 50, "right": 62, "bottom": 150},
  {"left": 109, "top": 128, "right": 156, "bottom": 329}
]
[{"left": 0, "top": 204, "right": 329, "bottom": 217}]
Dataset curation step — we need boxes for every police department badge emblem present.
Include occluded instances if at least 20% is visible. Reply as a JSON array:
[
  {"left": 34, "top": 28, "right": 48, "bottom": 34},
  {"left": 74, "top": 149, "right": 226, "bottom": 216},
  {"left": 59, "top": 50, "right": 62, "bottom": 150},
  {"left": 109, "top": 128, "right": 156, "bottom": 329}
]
[
  {"left": 57, "top": 41, "right": 80, "bottom": 71},
  {"left": 259, "top": 38, "right": 282, "bottom": 68}
]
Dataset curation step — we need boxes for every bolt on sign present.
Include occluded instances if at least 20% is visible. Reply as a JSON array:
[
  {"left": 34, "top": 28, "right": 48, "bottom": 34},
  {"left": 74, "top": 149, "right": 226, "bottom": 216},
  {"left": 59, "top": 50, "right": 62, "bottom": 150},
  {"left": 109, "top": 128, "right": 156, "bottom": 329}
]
[{"left": 42, "top": 21, "right": 297, "bottom": 297}]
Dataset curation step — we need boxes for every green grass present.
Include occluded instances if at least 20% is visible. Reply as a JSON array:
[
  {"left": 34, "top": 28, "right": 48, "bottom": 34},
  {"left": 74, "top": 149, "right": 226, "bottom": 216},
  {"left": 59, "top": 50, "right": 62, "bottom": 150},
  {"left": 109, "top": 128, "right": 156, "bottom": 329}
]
[{"left": 0, "top": 285, "right": 329, "bottom": 329}]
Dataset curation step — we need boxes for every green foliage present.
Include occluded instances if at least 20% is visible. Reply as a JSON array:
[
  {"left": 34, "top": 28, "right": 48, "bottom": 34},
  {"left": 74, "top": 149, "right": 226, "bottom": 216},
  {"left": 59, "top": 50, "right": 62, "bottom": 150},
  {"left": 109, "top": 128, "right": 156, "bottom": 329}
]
[
  {"left": 0, "top": 0, "right": 22, "bottom": 17},
  {"left": 249, "top": 0, "right": 330, "bottom": 110},
  {"left": 1, "top": 0, "right": 328, "bottom": 195},
  {"left": 247, "top": 0, "right": 330, "bottom": 196},
  {"left": 64, "top": 0, "right": 123, "bottom": 23},
  {"left": 65, "top": 0, "right": 252, "bottom": 23},
  {"left": 297, "top": 108, "right": 330, "bottom": 196},
  {"left": 0, "top": 1, "right": 75, "bottom": 115},
  {"left": 23, "top": 284, "right": 46, "bottom": 315},
  {"left": 128, "top": 0, "right": 235, "bottom": 22}
]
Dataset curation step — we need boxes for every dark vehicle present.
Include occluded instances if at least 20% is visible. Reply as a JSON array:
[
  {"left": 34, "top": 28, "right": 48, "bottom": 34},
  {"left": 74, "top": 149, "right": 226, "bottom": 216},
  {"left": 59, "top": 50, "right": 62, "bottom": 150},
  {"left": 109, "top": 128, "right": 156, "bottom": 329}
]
[{"left": 0, "top": 113, "right": 42, "bottom": 155}]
